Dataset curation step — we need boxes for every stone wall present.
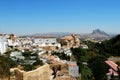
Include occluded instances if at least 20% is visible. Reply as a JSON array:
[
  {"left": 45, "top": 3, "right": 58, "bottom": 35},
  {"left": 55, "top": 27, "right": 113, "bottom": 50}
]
[{"left": 15, "top": 64, "right": 51, "bottom": 80}]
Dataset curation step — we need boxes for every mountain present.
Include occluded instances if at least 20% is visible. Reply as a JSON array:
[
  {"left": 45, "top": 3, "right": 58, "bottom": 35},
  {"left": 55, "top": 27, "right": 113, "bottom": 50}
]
[
  {"left": 89, "top": 29, "right": 110, "bottom": 39},
  {"left": 91, "top": 29, "right": 109, "bottom": 36},
  {"left": 24, "top": 29, "right": 116, "bottom": 40},
  {"left": 78, "top": 29, "right": 112, "bottom": 40}
]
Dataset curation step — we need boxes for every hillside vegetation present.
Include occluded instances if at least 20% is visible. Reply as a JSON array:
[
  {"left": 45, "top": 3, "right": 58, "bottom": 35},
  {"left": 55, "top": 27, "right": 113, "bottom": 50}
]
[
  {"left": 98, "top": 34, "right": 120, "bottom": 56},
  {"left": 71, "top": 34, "right": 120, "bottom": 80}
]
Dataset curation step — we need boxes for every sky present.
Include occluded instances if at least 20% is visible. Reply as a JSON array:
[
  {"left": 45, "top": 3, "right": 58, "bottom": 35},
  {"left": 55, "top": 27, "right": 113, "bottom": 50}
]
[{"left": 0, "top": 0, "right": 120, "bottom": 35}]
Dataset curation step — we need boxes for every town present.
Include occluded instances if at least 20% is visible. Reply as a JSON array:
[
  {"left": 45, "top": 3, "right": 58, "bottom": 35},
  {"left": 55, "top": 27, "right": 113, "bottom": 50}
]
[
  {"left": 0, "top": 0, "right": 120, "bottom": 80},
  {"left": 1, "top": 32, "right": 120, "bottom": 80},
  {"left": 0, "top": 33, "right": 85, "bottom": 80}
]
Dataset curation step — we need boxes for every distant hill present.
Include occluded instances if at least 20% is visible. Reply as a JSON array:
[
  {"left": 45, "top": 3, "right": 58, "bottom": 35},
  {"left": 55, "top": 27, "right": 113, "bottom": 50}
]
[
  {"left": 30, "top": 32, "right": 74, "bottom": 38},
  {"left": 23, "top": 29, "right": 116, "bottom": 40},
  {"left": 89, "top": 29, "right": 110, "bottom": 40},
  {"left": 78, "top": 29, "right": 112, "bottom": 40},
  {"left": 91, "top": 29, "right": 109, "bottom": 36}
]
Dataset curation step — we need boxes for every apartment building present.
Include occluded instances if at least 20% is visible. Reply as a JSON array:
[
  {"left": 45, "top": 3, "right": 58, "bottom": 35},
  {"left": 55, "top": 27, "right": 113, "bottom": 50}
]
[{"left": 33, "top": 36, "right": 61, "bottom": 48}]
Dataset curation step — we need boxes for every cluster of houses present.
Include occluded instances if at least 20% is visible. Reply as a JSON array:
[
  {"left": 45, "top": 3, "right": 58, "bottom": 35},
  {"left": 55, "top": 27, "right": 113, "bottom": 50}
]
[
  {"left": 0, "top": 33, "right": 88, "bottom": 80},
  {"left": 0, "top": 33, "right": 88, "bottom": 55},
  {"left": 0, "top": 34, "right": 61, "bottom": 55},
  {"left": 1, "top": 34, "right": 120, "bottom": 80}
]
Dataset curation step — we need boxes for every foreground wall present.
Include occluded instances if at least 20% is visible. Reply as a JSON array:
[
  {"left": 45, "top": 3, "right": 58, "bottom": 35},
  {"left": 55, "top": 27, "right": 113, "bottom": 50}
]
[{"left": 15, "top": 64, "right": 51, "bottom": 80}]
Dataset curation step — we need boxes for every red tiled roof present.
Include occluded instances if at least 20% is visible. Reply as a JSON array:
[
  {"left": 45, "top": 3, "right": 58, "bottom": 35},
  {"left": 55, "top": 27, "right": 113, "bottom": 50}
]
[{"left": 105, "top": 60, "right": 118, "bottom": 71}]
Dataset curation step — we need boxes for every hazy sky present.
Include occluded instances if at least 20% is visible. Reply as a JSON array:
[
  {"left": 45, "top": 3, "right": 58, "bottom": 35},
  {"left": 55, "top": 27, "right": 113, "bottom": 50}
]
[{"left": 0, "top": 0, "right": 120, "bottom": 35}]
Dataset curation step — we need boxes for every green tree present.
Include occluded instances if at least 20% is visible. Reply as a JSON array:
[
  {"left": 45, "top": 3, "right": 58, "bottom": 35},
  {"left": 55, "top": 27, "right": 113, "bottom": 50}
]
[
  {"left": 88, "top": 55, "right": 108, "bottom": 80},
  {"left": 9, "top": 58, "right": 18, "bottom": 68},
  {"left": 33, "top": 57, "right": 43, "bottom": 66},
  {"left": 0, "top": 56, "right": 10, "bottom": 80},
  {"left": 24, "top": 64, "right": 35, "bottom": 71},
  {"left": 81, "top": 65, "right": 94, "bottom": 80},
  {"left": 51, "top": 52, "right": 68, "bottom": 60}
]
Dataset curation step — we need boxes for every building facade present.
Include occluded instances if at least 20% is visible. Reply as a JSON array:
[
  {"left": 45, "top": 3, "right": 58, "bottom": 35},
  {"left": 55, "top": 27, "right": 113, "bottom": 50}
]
[
  {"left": 0, "top": 36, "right": 8, "bottom": 55},
  {"left": 33, "top": 36, "right": 61, "bottom": 48}
]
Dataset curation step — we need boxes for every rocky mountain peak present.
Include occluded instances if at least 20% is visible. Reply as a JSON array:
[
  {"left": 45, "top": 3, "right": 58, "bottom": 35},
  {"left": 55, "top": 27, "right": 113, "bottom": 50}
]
[{"left": 91, "top": 29, "right": 109, "bottom": 36}]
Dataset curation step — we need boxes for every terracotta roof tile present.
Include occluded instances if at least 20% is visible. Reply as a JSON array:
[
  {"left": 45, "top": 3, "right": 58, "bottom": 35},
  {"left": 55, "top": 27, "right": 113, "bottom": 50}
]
[{"left": 105, "top": 60, "right": 118, "bottom": 71}]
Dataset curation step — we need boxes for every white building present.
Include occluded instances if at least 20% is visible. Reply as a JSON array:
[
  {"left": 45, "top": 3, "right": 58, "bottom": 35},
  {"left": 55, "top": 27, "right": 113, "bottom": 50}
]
[
  {"left": 33, "top": 36, "right": 61, "bottom": 48},
  {"left": 10, "top": 51, "right": 25, "bottom": 60},
  {"left": 19, "top": 37, "right": 32, "bottom": 45},
  {"left": 19, "top": 37, "right": 32, "bottom": 49},
  {"left": 0, "top": 36, "right": 8, "bottom": 55},
  {"left": 0, "top": 34, "right": 21, "bottom": 55},
  {"left": 64, "top": 49, "right": 72, "bottom": 56},
  {"left": 8, "top": 35, "right": 20, "bottom": 47},
  {"left": 79, "top": 44, "right": 88, "bottom": 49}
]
